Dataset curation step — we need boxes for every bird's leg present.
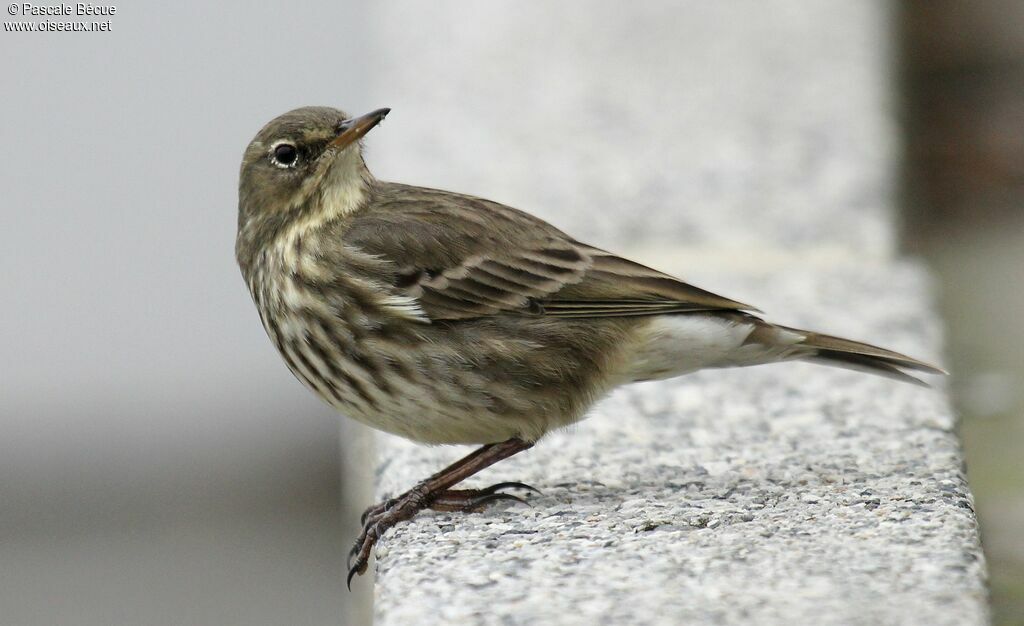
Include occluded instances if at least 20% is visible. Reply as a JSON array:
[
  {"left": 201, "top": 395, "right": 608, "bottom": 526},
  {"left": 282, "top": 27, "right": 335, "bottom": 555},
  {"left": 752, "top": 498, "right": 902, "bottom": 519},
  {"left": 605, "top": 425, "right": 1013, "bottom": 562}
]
[{"left": 347, "top": 437, "right": 535, "bottom": 587}]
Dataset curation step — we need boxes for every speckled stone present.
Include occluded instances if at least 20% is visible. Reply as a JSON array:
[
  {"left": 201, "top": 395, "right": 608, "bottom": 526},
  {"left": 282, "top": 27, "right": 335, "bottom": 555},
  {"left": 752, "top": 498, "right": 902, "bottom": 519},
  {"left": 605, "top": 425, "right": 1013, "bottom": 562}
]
[{"left": 370, "top": 263, "right": 987, "bottom": 626}]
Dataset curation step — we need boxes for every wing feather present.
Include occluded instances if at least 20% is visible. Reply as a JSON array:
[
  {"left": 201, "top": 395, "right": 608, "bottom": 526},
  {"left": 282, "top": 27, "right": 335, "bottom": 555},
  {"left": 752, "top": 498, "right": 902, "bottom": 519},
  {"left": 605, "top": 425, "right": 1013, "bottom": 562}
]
[{"left": 343, "top": 184, "right": 756, "bottom": 321}]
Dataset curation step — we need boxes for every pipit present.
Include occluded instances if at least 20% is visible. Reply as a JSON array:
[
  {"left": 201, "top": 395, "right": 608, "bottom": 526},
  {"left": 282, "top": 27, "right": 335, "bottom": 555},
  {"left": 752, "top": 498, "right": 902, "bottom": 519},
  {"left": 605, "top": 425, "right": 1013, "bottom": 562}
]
[{"left": 236, "top": 107, "right": 943, "bottom": 586}]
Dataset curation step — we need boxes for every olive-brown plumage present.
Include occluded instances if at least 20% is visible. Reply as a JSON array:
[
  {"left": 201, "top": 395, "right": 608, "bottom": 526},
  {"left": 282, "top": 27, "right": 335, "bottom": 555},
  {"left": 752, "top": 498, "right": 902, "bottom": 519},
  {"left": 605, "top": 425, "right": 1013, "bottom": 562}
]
[{"left": 236, "top": 106, "right": 944, "bottom": 584}]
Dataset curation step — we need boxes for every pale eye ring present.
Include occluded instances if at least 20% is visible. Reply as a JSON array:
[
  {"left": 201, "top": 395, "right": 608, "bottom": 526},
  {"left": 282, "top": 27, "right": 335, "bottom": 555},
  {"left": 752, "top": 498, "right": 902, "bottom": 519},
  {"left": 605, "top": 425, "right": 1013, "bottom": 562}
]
[{"left": 269, "top": 141, "right": 299, "bottom": 168}]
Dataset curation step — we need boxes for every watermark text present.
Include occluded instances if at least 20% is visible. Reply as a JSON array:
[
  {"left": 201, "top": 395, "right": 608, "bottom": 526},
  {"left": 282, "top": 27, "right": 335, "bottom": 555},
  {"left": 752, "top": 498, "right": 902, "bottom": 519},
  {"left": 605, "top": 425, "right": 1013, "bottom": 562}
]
[{"left": 5, "top": 3, "right": 116, "bottom": 32}]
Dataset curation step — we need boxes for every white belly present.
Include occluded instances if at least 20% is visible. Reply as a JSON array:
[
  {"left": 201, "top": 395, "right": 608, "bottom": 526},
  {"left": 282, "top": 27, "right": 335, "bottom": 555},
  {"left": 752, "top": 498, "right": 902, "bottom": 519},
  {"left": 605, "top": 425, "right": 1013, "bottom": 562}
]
[{"left": 626, "top": 314, "right": 802, "bottom": 381}]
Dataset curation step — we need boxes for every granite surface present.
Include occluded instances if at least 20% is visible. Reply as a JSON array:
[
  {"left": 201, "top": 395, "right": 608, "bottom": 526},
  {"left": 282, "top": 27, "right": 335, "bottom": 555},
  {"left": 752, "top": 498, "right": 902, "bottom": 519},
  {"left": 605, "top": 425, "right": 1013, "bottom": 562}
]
[{"left": 370, "top": 264, "right": 988, "bottom": 626}]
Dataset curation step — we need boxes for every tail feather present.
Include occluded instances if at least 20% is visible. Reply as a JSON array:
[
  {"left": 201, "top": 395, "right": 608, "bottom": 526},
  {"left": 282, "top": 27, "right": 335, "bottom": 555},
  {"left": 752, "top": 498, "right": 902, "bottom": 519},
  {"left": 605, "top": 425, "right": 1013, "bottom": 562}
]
[
  {"left": 804, "top": 351, "right": 930, "bottom": 387},
  {"left": 783, "top": 326, "right": 947, "bottom": 386}
]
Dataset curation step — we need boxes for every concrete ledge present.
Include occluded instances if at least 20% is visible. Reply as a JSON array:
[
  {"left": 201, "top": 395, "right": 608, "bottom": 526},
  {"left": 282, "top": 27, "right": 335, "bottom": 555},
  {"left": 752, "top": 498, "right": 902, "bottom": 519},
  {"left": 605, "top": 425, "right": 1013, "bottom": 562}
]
[{"left": 371, "top": 262, "right": 988, "bottom": 625}]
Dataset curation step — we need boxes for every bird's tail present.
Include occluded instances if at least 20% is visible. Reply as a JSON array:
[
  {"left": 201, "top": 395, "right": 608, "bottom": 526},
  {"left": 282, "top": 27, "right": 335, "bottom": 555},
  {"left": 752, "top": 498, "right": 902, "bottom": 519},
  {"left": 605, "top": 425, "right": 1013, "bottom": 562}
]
[{"left": 778, "top": 325, "right": 947, "bottom": 387}]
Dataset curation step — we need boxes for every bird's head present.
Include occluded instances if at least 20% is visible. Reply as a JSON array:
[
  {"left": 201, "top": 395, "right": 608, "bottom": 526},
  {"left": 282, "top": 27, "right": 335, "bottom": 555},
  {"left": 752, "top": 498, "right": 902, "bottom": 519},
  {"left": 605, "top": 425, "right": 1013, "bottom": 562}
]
[{"left": 236, "top": 106, "right": 389, "bottom": 270}]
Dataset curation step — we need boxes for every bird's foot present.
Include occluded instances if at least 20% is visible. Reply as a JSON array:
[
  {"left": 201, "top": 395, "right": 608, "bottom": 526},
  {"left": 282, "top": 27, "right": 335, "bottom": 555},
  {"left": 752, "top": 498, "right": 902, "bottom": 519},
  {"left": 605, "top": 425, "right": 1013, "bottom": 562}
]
[
  {"left": 427, "top": 481, "right": 539, "bottom": 512},
  {"left": 347, "top": 481, "right": 538, "bottom": 588}
]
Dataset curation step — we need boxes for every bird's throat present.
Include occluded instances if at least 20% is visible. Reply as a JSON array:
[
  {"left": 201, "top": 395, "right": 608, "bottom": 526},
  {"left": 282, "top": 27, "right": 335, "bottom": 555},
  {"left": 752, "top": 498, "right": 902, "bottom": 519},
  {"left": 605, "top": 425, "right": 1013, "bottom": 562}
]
[{"left": 317, "top": 148, "right": 371, "bottom": 221}]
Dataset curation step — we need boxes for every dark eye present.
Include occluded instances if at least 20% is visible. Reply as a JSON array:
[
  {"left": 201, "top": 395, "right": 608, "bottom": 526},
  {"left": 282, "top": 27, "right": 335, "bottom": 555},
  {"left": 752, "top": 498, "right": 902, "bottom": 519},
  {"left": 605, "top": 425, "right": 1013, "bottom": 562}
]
[{"left": 270, "top": 142, "right": 299, "bottom": 168}]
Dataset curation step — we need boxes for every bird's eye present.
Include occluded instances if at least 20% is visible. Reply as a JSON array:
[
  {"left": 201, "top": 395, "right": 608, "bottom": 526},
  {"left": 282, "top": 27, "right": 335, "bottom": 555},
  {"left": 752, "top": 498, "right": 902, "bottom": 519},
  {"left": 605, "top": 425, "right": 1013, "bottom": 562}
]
[{"left": 270, "top": 142, "right": 299, "bottom": 168}]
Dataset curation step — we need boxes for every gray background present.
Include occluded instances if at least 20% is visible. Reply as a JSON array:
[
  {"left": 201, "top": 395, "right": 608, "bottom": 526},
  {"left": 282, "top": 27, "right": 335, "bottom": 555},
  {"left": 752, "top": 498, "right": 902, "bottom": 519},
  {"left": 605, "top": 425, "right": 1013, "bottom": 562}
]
[{"left": 2, "top": 3, "right": 377, "bottom": 624}]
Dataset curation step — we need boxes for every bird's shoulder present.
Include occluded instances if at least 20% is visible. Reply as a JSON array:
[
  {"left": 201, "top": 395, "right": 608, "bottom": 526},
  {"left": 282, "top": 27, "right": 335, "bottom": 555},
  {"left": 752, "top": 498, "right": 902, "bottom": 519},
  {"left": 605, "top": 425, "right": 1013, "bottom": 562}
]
[{"left": 345, "top": 182, "right": 571, "bottom": 260}]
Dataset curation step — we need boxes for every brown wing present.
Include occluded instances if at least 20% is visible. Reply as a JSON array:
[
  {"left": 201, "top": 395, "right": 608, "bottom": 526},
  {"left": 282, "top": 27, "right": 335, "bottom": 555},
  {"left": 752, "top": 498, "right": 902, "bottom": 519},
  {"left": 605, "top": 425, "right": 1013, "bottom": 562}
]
[{"left": 343, "top": 183, "right": 755, "bottom": 321}]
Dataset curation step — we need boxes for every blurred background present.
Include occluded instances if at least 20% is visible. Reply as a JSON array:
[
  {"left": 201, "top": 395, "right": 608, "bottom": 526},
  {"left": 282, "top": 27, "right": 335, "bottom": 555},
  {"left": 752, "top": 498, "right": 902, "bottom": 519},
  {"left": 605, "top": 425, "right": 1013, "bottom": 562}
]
[
  {"left": 901, "top": 3, "right": 1024, "bottom": 623},
  {"left": 1, "top": 2, "right": 1020, "bottom": 625}
]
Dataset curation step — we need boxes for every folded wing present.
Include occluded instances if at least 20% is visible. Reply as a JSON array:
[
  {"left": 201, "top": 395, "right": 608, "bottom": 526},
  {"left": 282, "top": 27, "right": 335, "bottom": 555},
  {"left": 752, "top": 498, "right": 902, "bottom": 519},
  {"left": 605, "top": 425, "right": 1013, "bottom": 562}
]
[{"left": 344, "top": 184, "right": 754, "bottom": 322}]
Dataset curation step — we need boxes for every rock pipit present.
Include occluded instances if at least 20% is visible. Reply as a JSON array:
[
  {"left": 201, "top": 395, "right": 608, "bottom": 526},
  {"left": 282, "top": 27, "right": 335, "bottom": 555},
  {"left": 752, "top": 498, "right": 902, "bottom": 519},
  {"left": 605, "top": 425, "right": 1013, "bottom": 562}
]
[{"left": 236, "top": 107, "right": 943, "bottom": 586}]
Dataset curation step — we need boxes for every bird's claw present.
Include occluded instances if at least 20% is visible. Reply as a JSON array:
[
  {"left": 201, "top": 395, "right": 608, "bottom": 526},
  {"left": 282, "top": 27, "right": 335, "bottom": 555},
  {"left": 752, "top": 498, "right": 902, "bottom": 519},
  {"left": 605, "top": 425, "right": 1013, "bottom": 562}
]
[{"left": 478, "top": 481, "right": 542, "bottom": 496}]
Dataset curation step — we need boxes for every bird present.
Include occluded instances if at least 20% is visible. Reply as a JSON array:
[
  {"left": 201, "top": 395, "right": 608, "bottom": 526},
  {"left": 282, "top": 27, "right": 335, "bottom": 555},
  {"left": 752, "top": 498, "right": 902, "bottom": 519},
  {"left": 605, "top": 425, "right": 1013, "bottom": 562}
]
[{"left": 235, "top": 106, "right": 944, "bottom": 587}]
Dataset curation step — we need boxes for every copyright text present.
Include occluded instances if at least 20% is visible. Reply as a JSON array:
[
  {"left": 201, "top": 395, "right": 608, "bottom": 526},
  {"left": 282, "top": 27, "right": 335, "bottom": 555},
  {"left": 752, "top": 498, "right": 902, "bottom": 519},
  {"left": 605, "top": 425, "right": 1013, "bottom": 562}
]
[{"left": 8, "top": 3, "right": 115, "bottom": 15}]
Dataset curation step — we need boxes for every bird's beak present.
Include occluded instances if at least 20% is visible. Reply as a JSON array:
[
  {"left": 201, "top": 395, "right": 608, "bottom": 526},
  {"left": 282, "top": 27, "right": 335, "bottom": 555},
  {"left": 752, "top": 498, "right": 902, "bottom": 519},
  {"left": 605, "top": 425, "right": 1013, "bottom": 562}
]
[{"left": 331, "top": 108, "right": 391, "bottom": 150}]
